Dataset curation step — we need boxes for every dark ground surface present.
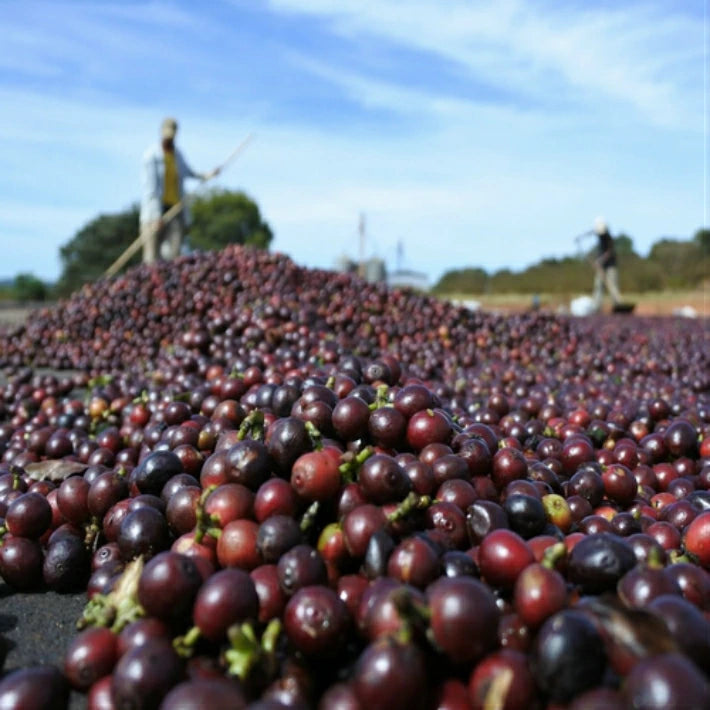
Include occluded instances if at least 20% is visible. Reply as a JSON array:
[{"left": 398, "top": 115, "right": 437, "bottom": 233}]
[
  {"left": 0, "top": 359, "right": 91, "bottom": 707},
  {"left": 1, "top": 584, "right": 88, "bottom": 708}
]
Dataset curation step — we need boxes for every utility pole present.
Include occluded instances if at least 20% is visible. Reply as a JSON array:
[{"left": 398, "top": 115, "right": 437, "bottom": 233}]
[{"left": 396, "top": 239, "right": 404, "bottom": 272}]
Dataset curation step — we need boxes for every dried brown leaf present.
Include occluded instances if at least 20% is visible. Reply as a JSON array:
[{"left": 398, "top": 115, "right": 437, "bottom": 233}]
[{"left": 24, "top": 459, "right": 89, "bottom": 481}]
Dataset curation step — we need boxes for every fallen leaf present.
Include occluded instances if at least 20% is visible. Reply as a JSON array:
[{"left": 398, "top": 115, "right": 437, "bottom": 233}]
[{"left": 24, "top": 459, "right": 89, "bottom": 481}]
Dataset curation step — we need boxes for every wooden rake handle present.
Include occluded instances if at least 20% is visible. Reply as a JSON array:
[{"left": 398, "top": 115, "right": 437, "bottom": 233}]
[{"left": 104, "top": 201, "right": 184, "bottom": 277}]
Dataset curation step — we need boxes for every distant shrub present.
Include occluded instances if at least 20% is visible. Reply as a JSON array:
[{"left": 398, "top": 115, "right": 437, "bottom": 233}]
[{"left": 13, "top": 273, "right": 48, "bottom": 302}]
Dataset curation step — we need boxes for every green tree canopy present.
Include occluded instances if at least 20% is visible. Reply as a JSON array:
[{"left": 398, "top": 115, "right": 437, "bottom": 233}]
[
  {"left": 431, "top": 267, "right": 488, "bottom": 295},
  {"left": 694, "top": 227, "right": 710, "bottom": 255},
  {"left": 56, "top": 206, "right": 140, "bottom": 296},
  {"left": 647, "top": 238, "right": 705, "bottom": 288},
  {"left": 13, "top": 273, "right": 49, "bottom": 302},
  {"left": 189, "top": 189, "right": 273, "bottom": 252},
  {"left": 614, "top": 233, "right": 635, "bottom": 256}
]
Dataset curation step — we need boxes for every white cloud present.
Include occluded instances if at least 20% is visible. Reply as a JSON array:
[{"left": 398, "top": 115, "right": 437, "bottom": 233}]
[{"left": 267, "top": 0, "right": 702, "bottom": 128}]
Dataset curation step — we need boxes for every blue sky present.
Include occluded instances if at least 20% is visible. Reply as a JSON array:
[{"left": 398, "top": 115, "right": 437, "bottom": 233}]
[{"left": 1, "top": 1, "right": 707, "bottom": 286}]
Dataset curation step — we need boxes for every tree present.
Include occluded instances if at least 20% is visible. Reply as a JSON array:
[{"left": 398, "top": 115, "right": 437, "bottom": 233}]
[
  {"left": 614, "top": 233, "right": 635, "bottom": 256},
  {"left": 432, "top": 267, "right": 488, "bottom": 295},
  {"left": 647, "top": 238, "right": 701, "bottom": 287},
  {"left": 13, "top": 273, "right": 48, "bottom": 302},
  {"left": 619, "top": 254, "right": 663, "bottom": 292},
  {"left": 188, "top": 189, "right": 273, "bottom": 252},
  {"left": 694, "top": 227, "right": 710, "bottom": 255},
  {"left": 55, "top": 206, "right": 140, "bottom": 296}
]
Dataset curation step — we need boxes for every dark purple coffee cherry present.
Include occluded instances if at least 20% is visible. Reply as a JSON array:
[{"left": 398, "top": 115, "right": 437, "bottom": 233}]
[
  {"left": 0, "top": 665, "right": 69, "bottom": 710},
  {"left": 531, "top": 609, "right": 606, "bottom": 703}
]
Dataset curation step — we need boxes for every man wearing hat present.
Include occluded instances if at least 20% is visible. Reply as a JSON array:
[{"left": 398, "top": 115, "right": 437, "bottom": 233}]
[
  {"left": 591, "top": 217, "right": 622, "bottom": 310},
  {"left": 140, "top": 117, "right": 219, "bottom": 263}
]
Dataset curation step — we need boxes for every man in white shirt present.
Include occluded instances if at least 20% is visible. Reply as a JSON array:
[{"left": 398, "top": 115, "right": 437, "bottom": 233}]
[{"left": 140, "top": 118, "right": 218, "bottom": 263}]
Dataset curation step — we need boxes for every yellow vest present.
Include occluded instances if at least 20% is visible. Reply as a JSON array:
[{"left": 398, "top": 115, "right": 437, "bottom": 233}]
[{"left": 162, "top": 150, "right": 179, "bottom": 206}]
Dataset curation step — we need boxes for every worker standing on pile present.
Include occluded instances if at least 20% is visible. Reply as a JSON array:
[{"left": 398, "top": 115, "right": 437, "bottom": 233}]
[
  {"left": 140, "top": 117, "right": 219, "bottom": 263},
  {"left": 591, "top": 217, "right": 622, "bottom": 311}
]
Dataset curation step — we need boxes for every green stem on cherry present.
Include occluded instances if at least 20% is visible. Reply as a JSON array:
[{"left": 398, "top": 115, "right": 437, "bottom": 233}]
[
  {"left": 300, "top": 501, "right": 320, "bottom": 534},
  {"left": 77, "top": 557, "right": 146, "bottom": 633},
  {"left": 338, "top": 446, "right": 374, "bottom": 482},
  {"left": 541, "top": 542, "right": 567, "bottom": 570},
  {"left": 87, "top": 374, "right": 114, "bottom": 389},
  {"left": 390, "top": 586, "right": 431, "bottom": 645},
  {"left": 386, "top": 492, "right": 433, "bottom": 525},
  {"left": 645, "top": 544, "right": 666, "bottom": 570},
  {"left": 194, "top": 485, "right": 218, "bottom": 544},
  {"left": 173, "top": 625, "right": 202, "bottom": 658},
  {"left": 225, "top": 622, "right": 260, "bottom": 680},
  {"left": 670, "top": 549, "right": 692, "bottom": 565},
  {"left": 224, "top": 618, "right": 282, "bottom": 682},
  {"left": 369, "top": 385, "right": 390, "bottom": 410},
  {"left": 83, "top": 516, "right": 102, "bottom": 553},
  {"left": 261, "top": 618, "right": 282, "bottom": 655},
  {"left": 9, "top": 466, "right": 24, "bottom": 491},
  {"left": 305, "top": 421, "right": 323, "bottom": 451},
  {"left": 237, "top": 410, "right": 265, "bottom": 442}
]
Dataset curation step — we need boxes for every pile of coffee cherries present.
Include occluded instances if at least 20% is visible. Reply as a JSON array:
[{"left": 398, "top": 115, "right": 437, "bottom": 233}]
[{"left": 0, "top": 245, "right": 708, "bottom": 709}]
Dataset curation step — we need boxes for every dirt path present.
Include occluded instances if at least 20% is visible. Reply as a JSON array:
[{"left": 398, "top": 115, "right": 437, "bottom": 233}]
[
  {"left": 0, "top": 309, "right": 31, "bottom": 327},
  {"left": 448, "top": 289, "right": 709, "bottom": 318}
]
